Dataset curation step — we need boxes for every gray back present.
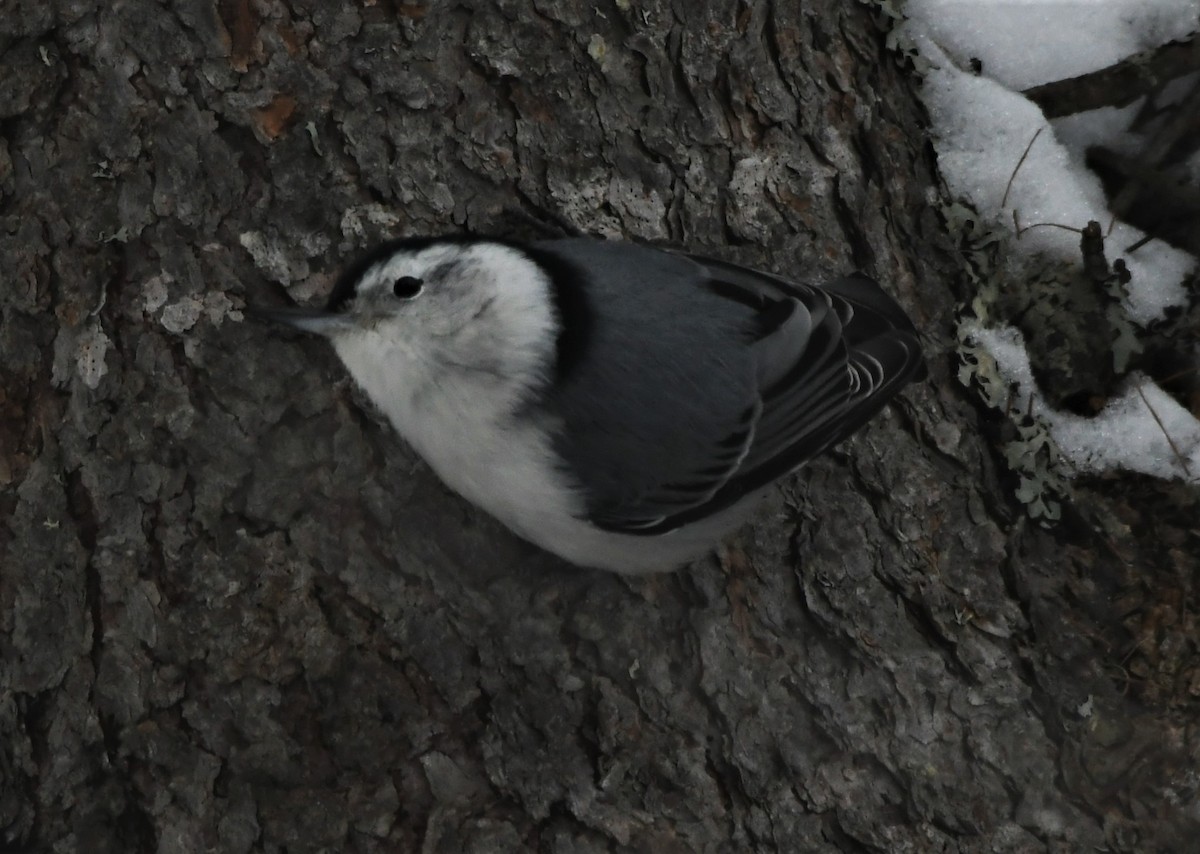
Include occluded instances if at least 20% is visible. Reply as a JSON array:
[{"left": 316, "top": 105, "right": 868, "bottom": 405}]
[{"left": 535, "top": 239, "right": 761, "bottom": 528}]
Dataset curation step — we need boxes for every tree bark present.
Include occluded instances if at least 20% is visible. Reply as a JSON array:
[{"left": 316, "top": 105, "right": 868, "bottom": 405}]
[{"left": 2, "top": 2, "right": 1196, "bottom": 852}]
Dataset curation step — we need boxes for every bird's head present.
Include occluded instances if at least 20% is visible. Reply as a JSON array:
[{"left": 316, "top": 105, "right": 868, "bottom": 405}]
[{"left": 256, "top": 237, "right": 563, "bottom": 398}]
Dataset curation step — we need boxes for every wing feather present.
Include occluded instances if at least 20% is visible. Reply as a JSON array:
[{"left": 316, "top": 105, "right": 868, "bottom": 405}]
[{"left": 534, "top": 240, "right": 924, "bottom": 536}]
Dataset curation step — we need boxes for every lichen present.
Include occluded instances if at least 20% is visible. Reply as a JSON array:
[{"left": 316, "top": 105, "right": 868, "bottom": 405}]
[{"left": 944, "top": 199, "right": 1074, "bottom": 524}]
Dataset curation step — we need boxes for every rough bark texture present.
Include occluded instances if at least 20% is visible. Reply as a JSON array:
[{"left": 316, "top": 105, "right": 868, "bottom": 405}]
[{"left": 2, "top": 2, "right": 1197, "bottom": 852}]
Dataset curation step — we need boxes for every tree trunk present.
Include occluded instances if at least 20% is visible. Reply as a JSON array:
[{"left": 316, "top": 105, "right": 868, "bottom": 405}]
[{"left": 2, "top": 1, "right": 1195, "bottom": 851}]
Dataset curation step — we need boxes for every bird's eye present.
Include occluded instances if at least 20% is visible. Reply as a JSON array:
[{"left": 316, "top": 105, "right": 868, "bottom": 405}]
[{"left": 392, "top": 276, "right": 424, "bottom": 299}]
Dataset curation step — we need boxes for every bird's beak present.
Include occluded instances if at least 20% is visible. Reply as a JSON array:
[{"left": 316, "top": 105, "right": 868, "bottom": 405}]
[{"left": 249, "top": 305, "right": 354, "bottom": 336}]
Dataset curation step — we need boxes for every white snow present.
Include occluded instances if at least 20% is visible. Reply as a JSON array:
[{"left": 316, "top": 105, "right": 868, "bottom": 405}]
[
  {"left": 907, "top": 0, "right": 1199, "bottom": 90},
  {"left": 903, "top": 0, "right": 1200, "bottom": 483}
]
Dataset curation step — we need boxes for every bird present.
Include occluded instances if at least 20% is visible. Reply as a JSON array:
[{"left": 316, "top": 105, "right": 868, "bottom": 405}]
[{"left": 256, "top": 235, "right": 925, "bottom": 573}]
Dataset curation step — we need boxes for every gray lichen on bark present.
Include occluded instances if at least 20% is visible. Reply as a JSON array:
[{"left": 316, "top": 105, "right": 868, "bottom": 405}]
[{"left": 2, "top": 2, "right": 1197, "bottom": 852}]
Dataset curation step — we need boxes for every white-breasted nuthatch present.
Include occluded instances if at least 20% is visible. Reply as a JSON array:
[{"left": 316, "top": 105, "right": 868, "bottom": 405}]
[{"left": 258, "top": 236, "right": 925, "bottom": 573}]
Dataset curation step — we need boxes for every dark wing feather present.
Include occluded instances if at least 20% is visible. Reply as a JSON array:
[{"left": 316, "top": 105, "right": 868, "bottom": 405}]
[
  {"left": 532, "top": 239, "right": 924, "bottom": 536},
  {"left": 595, "top": 255, "right": 923, "bottom": 535},
  {"left": 688, "top": 258, "right": 923, "bottom": 521}
]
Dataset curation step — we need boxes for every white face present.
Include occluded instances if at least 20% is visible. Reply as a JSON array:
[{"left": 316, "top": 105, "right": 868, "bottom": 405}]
[{"left": 324, "top": 240, "right": 561, "bottom": 400}]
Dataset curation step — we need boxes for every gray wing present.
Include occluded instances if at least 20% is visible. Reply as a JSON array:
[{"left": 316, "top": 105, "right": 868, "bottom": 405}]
[
  {"left": 690, "top": 257, "right": 926, "bottom": 497},
  {"left": 532, "top": 239, "right": 924, "bottom": 535}
]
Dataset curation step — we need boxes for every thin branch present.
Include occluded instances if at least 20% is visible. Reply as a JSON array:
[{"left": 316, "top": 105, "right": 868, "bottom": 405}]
[
  {"left": 1012, "top": 208, "right": 1083, "bottom": 239},
  {"left": 1001, "top": 127, "right": 1043, "bottom": 209},
  {"left": 1152, "top": 365, "right": 1200, "bottom": 387},
  {"left": 1134, "top": 381, "right": 1192, "bottom": 477}
]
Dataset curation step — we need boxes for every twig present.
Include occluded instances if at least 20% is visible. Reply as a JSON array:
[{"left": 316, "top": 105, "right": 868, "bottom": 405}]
[
  {"left": 1126, "top": 233, "right": 1154, "bottom": 253},
  {"left": 1012, "top": 208, "right": 1083, "bottom": 240},
  {"left": 1119, "top": 631, "right": 1155, "bottom": 666},
  {"left": 1152, "top": 365, "right": 1200, "bottom": 387},
  {"left": 1001, "top": 127, "right": 1044, "bottom": 209},
  {"left": 1134, "top": 380, "right": 1192, "bottom": 477}
]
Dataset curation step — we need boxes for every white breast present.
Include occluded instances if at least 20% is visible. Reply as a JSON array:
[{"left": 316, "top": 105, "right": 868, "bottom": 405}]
[{"left": 333, "top": 328, "right": 583, "bottom": 534}]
